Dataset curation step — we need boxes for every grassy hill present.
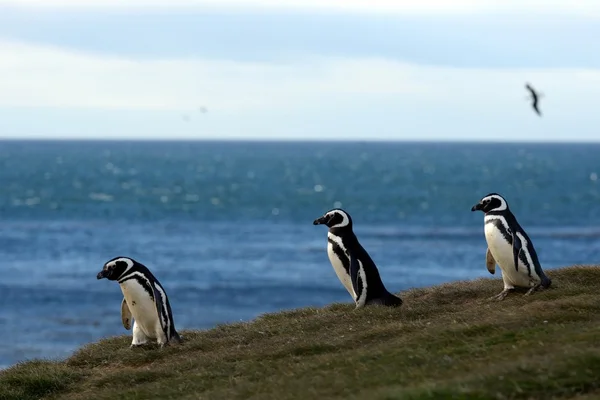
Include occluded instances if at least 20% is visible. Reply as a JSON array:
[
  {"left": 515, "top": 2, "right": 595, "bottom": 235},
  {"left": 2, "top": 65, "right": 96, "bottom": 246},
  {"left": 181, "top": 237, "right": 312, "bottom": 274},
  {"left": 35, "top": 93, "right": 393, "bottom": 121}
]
[{"left": 2, "top": 265, "right": 600, "bottom": 400}]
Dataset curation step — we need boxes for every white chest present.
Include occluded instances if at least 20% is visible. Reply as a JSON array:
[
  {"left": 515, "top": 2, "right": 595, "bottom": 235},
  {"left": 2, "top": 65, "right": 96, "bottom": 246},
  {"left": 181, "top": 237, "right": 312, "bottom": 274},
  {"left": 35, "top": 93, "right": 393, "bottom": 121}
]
[
  {"left": 484, "top": 217, "right": 540, "bottom": 287},
  {"left": 119, "top": 279, "right": 160, "bottom": 338},
  {"left": 327, "top": 233, "right": 356, "bottom": 299}
]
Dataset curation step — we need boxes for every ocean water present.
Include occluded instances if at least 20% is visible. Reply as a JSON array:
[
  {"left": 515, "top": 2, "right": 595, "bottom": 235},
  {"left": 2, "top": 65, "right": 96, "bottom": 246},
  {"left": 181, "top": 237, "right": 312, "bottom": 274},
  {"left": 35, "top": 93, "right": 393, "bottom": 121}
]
[{"left": 0, "top": 140, "right": 599, "bottom": 368}]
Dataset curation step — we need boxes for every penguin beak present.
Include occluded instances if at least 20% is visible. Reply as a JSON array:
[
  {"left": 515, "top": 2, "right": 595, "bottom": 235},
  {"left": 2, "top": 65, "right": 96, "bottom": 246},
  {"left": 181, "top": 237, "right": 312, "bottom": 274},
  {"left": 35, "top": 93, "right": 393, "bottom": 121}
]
[
  {"left": 313, "top": 216, "right": 326, "bottom": 225},
  {"left": 471, "top": 203, "right": 483, "bottom": 212},
  {"left": 96, "top": 270, "right": 107, "bottom": 280}
]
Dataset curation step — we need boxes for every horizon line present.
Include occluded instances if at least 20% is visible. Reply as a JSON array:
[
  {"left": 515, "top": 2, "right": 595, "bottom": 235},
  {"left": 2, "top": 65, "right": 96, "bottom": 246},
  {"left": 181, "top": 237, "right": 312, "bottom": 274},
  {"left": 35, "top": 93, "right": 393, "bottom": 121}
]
[{"left": 0, "top": 137, "right": 599, "bottom": 144}]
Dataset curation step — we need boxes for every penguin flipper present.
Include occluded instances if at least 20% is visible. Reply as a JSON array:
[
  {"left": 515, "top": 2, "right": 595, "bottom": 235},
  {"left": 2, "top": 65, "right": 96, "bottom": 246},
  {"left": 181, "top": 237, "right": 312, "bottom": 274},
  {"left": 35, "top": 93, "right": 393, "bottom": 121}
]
[
  {"left": 150, "top": 283, "right": 168, "bottom": 335},
  {"left": 348, "top": 253, "right": 365, "bottom": 305},
  {"left": 485, "top": 247, "right": 496, "bottom": 275},
  {"left": 511, "top": 232, "right": 523, "bottom": 272},
  {"left": 121, "top": 297, "right": 132, "bottom": 330}
]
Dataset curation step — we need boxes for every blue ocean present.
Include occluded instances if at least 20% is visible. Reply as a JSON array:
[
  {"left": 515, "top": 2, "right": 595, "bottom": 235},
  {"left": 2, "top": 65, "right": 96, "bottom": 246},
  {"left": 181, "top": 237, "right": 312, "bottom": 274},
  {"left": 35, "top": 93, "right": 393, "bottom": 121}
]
[{"left": 0, "top": 140, "right": 599, "bottom": 368}]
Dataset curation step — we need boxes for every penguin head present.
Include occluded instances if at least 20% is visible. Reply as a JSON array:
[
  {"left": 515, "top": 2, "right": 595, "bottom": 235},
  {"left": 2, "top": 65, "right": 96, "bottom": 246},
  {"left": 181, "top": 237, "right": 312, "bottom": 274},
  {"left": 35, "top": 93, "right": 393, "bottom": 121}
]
[
  {"left": 313, "top": 208, "right": 353, "bottom": 230},
  {"left": 97, "top": 257, "right": 136, "bottom": 281},
  {"left": 471, "top": 193, "right": 508, "bottom": 214}
]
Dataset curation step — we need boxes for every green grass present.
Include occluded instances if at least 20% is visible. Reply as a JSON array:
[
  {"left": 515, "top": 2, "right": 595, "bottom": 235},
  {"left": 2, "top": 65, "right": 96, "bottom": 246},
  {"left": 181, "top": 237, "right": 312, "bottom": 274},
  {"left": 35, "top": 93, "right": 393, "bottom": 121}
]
[{"left": 2, "top": 265, "right": 600, "bottom": 400}]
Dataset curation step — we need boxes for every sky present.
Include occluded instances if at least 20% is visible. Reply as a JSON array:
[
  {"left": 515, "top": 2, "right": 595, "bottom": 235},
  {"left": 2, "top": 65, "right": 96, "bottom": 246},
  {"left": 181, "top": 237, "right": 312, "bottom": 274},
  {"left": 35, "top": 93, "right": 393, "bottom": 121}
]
[{"left": 0, "top": 0, "right": 599, "bottom": 141}]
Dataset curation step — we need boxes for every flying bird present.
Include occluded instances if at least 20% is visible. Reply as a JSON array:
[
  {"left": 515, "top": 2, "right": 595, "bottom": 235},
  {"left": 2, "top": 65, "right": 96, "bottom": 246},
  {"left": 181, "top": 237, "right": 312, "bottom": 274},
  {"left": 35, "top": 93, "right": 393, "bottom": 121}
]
[{"left": 525, "top": 83, "right": 543, "bottom": 116}]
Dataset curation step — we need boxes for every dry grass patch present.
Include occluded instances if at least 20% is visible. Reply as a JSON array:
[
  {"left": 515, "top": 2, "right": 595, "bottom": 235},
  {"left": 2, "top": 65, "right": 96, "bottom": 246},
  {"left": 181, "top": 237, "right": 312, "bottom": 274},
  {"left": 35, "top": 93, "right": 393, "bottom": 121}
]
[{"left": 1, "top": 265, "right": 600, "bottom": 400}]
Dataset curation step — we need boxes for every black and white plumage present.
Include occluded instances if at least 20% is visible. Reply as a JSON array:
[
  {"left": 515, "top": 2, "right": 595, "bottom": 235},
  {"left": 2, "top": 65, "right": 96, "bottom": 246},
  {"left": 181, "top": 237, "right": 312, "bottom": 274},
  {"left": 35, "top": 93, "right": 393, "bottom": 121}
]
[
  {"left": 525, "top": 83, "right": 542, "bottom": 116},
  {"left": 313, "top": 208, "right": 402, "bottom": 308},
  {"left": 97, "top": 256, "right": 181, "bottom": 348},
  {"left": 471, "top": 193, "right": 552, "bottom": 301}
]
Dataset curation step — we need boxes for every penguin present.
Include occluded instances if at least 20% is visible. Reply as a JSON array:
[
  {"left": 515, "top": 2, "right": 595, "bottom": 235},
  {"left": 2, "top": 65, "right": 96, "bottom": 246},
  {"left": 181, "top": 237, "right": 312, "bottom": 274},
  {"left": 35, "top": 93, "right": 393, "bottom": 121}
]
[
  {"left": 97, "top": 256, "right": 182, "bottom": 348},
  {"left": 313, "top": 208, "right": 402, "bottom": 308},
  {"left": 471, "top": 193, "right": 552, "bottom": 301}
]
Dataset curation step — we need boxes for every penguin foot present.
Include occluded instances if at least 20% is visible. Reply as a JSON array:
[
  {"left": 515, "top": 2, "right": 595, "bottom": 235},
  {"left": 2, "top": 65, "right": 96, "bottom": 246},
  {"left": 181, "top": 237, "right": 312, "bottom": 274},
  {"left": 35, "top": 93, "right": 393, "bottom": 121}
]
[
  {"left": 364, "top": 294, "right": 403, "bottom": 308},
  {"left": 524, "top": 284, "right": 542, "bottom": 296},
  {"left": 169, "top": 335, "right": 183, "bottom": 345},
  {"left": 489, "top": 289, "right": 512, "bottom": 301}
]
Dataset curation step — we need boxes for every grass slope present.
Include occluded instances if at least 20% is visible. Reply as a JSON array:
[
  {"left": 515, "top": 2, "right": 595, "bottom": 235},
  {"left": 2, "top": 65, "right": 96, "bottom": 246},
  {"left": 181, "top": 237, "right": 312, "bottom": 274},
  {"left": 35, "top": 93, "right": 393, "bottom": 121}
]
[{"left": 2, "top": 266, "right": 600, "bottom": 400}]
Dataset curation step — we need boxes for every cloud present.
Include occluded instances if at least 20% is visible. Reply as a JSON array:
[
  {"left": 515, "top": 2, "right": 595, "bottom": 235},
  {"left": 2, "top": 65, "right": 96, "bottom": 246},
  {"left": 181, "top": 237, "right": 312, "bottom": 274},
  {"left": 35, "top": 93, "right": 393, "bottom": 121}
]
[
  {"left": 1, "top": 0, "right": 600, "bottom": 16},
  {"left": 0, "top": 5, "right": 598, "bottom": 69},
  {"left": 0, "top": 39, "right": 599, "bottom": 140},
  {"left": 0, "top": 40, "right": 431, "bottom": 112}
]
